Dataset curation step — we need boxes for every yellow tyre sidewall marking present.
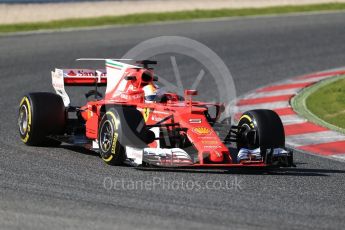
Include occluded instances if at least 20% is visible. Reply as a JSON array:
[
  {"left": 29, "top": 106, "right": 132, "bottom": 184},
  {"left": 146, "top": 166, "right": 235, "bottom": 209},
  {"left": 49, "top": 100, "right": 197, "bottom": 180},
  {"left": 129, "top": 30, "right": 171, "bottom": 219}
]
[
  {"left": 102, "top": 111, "right": 119, "bottom": 162},
  {"left": 20, "top": 97, "right": 31, "bottom": 143},
  {"left": 240, "top": 114, "right": 255, "bottom": 128}
]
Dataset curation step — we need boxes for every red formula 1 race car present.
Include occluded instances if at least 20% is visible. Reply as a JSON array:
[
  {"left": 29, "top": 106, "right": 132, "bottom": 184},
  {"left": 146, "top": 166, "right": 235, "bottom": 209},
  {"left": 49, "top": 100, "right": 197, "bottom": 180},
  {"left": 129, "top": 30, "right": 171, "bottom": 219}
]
[{"left": 18, "top": 59, "right": 294, "bottom": 168}]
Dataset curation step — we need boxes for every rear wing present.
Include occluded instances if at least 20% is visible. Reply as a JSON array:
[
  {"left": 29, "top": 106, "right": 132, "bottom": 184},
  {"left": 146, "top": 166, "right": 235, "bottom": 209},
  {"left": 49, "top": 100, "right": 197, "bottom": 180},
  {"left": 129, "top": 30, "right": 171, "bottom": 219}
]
[
  {"left": 52, "top": 68, "right": 107, "bottom": 86},
  {"left": 51, "top": 68, "right": 106, "bottom": 106},
  {"left": 51, "top": 59, "right": 141, "bottom": 106}
]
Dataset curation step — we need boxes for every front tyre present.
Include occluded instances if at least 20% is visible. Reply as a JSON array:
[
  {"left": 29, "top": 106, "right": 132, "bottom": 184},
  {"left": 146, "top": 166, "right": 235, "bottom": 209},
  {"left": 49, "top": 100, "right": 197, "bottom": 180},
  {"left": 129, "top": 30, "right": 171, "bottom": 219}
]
[
  {"left": 237, "top": 109, "right": 285, "bottom": 150},
  {"left": 98, "top": 109, "right": 126, "bottom": 165}
]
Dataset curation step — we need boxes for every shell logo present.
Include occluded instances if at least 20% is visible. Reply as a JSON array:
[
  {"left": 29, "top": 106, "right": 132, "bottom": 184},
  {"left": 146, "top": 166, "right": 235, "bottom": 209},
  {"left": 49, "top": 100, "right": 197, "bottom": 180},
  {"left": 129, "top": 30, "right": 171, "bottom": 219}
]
[{"left": 192, "top": 127, "right": 212, "bottom": 135}]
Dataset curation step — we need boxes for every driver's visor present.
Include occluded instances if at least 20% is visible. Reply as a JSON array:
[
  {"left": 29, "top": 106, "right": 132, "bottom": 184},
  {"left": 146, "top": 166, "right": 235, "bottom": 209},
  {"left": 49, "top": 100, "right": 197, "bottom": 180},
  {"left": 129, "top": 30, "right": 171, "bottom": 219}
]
[{"left": 145, "top": 95, "right": 156, "bottom": 101}]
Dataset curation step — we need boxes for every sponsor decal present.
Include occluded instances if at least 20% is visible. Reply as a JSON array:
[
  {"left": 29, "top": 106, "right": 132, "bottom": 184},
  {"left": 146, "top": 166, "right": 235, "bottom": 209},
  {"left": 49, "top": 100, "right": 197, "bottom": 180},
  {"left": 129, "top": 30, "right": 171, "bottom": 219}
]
[
  {"left": 151, "top": 114, "right": 161, "bottom": 122},
  {"left": 198, "top": 136, "right": 217, "bottom": 139},
  {"left": 120, "top": 93, "right": 143, "bottom": 100},
  {"left": 68, "top": 70, "right": 77, "bottom": 76},
  {"left": 143, "top": 108, "right": 152, "bottom": 122},
  {"left": 192, "top": 127, "right": 212, "bottom": 135},
  {"left": 66, "top": 69, "right": 106, "bottom": 77},
  {"left": 201, "top": 140, "right": 219, "bottom": 145},
  {"left": 189, "top": 118, "right": 202, "bottom": 124},
  {"left": 204, "top": 145, "right": 222, "bottom": 149}
]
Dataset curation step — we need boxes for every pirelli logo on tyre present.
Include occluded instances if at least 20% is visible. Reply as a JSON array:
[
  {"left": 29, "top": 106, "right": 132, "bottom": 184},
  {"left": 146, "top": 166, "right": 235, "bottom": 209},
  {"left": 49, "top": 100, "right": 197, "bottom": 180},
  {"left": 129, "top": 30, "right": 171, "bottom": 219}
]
[
  {"left": 192, "top": 127, "right": 212, "bottom": 135},
  {"left": 111, "top": 132, "right": 118, "bottom": 154}
]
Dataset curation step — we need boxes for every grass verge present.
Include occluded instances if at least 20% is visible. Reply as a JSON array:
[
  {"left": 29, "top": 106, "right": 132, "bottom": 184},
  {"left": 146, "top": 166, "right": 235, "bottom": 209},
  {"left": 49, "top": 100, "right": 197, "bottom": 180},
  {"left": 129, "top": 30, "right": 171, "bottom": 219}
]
[
  {"left": 1, "top": 3, "right": 345, "bottom": 34},
  {"left": 291, "top": 75, "right": 345, "bottom": 134}
]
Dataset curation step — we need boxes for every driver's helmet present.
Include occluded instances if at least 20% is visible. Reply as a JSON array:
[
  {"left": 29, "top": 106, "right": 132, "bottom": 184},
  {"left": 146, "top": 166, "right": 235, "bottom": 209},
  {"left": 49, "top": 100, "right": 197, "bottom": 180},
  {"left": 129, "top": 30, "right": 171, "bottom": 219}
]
[{"left": 143, "top": 83, "right": 158, "bottom": 102}]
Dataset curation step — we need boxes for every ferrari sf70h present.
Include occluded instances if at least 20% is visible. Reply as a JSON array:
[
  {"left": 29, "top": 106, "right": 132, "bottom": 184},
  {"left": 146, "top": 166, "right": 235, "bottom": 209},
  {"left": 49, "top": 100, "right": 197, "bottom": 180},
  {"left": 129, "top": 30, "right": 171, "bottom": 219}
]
[{"left": 18, "top": 59, "right": 294, "bottom": 168}]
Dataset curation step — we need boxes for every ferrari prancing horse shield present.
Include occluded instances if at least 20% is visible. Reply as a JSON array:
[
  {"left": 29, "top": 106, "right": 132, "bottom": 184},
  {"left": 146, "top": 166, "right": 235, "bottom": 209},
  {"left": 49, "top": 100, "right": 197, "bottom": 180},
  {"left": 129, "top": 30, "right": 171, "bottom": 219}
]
[{"left": 143, "top": 108, "right": 152, "bottom": 122}]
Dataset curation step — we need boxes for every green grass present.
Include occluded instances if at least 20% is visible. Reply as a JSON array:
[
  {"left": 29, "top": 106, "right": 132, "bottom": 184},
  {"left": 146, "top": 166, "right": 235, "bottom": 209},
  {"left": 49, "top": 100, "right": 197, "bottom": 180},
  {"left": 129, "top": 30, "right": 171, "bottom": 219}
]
[
  {"left": 306, "top": 78, "right": 345, "bottom": 129},
  {"left": 1, "top": 3, "right": 345, "bottom": 33},
  {"left": 291, "top": 75, "right": 345, "bottom": 134}
]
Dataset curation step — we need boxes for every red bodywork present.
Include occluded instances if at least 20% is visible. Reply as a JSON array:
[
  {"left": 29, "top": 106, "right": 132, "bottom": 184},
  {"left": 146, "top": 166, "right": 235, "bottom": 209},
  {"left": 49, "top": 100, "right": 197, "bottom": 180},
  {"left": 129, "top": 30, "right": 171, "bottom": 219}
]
[{"left": 62, "top": 61, "right": 267, "bottom": 168}]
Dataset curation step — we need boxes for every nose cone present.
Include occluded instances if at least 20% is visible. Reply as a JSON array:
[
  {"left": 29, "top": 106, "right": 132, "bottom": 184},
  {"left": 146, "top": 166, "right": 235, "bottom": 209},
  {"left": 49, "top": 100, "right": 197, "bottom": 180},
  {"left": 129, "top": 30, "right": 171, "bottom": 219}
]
[{"left": 209, "top": 150, "right": 224, "bottom": 163}]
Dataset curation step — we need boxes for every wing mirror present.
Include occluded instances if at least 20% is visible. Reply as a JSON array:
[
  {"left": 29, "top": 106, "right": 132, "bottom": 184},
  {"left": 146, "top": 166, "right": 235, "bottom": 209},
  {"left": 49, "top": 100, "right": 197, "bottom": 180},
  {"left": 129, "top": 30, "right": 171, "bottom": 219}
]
[
  {"left": 185, "top": 89, "right": 198, "bottom": 96},
  {"left": 185, "top": 90, "right": 198, "bottom": 108}
]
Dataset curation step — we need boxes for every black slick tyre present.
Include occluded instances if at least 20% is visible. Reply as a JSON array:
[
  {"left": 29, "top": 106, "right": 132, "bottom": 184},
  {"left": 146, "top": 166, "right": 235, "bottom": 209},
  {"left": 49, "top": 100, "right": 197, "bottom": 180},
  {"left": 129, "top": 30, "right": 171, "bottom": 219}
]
[
  {"left": 237, "top": 109, "right": 285, "bottom": 150},
  {"left": 18, "top": 92, "right": 66, "bottom": 146}
]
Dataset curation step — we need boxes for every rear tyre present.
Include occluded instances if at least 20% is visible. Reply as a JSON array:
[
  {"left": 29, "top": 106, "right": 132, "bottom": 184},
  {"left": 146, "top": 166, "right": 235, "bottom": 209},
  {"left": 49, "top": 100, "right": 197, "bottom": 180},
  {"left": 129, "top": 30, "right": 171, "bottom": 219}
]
[
  {"left": 18, "top": 92, "right": 66, "bottom": 146},
  {"left": 237, "top": 109, "right": 285, "bottom": 150}
]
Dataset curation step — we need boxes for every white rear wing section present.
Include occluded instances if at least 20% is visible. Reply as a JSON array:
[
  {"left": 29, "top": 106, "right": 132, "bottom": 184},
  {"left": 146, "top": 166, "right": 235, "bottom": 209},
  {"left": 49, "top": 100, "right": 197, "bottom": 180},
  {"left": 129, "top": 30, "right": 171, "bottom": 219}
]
[
  {"left": 51, "top": 59, "right": 141, "bottom": 106},
  {"left": 52, "top": 69, "right": 70, "bottom": 106}
]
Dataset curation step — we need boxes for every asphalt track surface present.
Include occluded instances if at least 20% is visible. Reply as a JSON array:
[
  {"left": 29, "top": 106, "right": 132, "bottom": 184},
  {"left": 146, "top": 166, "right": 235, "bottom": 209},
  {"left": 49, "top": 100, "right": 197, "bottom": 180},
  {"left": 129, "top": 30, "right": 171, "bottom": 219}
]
[{"left": 1, "top": 12, "right": 345, "bottom": 230}]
